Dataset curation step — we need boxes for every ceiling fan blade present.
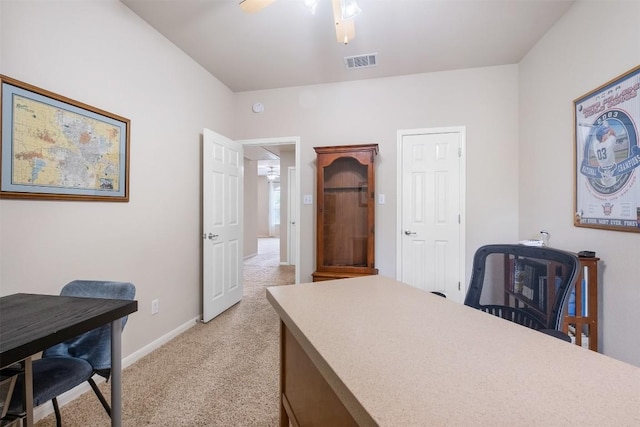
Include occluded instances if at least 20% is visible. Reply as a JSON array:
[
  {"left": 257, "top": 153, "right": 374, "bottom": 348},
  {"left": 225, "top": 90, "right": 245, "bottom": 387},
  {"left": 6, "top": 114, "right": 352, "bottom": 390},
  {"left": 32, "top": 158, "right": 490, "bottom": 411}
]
[
  {"left": 239, "top": 0, "right": 277, "bottom": 13},
  {"left": 332, "top": 0, "right": 355, "bottom": 44}
]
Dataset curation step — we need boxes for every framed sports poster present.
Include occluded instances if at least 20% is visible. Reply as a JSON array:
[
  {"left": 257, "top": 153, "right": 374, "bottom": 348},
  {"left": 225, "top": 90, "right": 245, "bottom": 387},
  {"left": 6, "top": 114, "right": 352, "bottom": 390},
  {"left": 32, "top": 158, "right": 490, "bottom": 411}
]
[{"left": 574, "top": 65, "right": 640, "bottom": 232}]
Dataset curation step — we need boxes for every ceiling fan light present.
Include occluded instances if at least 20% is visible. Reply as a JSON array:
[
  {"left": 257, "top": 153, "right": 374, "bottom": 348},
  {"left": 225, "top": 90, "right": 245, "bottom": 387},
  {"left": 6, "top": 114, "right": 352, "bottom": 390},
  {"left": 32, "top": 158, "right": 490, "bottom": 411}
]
[
  {"left": 267, "top": 167, "right": 279, "bottom": 181},
  {"left": 340, "top": 0, "right": 361, "bottom": 20},
  {"left": 304, "top": 0, "right": 321, "bottom": 14}
]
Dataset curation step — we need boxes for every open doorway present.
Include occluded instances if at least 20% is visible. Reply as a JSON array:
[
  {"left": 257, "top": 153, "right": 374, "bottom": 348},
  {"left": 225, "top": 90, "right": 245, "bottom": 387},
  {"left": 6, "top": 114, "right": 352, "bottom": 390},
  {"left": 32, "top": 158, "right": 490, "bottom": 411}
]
[
  {"left": 241, "top": 137, "right": 300, "bottom": 284},
  {"left": 259, "top": 160, "right": 281, "bottom": 240}
]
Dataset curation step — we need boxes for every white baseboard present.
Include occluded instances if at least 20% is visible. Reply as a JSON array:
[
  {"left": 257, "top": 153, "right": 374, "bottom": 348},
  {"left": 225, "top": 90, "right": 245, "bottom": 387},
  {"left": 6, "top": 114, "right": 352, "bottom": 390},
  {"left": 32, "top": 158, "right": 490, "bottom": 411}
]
[
  {"left": 33, "top": 316, "right": 200, "bottom": 422},
  {"left": 123, "top": 316, "right": 199, "bottom": 366}
]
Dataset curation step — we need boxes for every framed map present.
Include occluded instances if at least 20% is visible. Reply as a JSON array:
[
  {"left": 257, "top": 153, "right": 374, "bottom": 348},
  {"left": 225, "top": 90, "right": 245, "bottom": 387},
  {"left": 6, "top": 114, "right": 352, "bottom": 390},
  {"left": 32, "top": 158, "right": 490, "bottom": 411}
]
[
  {"left": 574, "top": 65, "right": 640, "bottom": 232},
  {"left": 1, "top": 75, "right": 130, "bottom": 201}
]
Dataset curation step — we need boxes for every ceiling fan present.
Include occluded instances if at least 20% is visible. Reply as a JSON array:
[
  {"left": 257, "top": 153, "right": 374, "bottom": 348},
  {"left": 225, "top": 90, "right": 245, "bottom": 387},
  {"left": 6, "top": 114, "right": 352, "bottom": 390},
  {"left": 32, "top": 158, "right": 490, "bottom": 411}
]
[{"left": 239, "top": 0, "right": 362, "bottom": 44}]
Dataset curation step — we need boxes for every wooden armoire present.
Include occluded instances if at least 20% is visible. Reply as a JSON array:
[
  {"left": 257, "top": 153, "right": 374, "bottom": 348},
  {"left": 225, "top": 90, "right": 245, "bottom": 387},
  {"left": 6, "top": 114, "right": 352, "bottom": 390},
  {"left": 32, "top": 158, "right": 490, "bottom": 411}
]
[{"left": 312, "top": 144, "right": 378, "bottom": 281}]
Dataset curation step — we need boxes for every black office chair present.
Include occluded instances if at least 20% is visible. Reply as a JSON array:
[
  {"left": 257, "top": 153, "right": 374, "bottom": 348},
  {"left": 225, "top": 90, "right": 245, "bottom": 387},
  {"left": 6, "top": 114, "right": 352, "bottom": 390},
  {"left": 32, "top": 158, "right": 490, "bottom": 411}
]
[
  {"left": 6, "top": 280, "right": 136, "bottom": 426},
  {"left": 464, "top": 244, "right": 579, "bottom": 341}
]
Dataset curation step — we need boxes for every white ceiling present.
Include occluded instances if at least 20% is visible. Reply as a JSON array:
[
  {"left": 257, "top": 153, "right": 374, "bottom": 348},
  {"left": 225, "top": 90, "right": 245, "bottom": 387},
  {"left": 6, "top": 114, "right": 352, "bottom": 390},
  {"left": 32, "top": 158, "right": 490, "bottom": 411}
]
[
  {"left": 121, "top": 0, "right": 574, "bottom": 93},
  {"left": 244, "top": 145, "right": 283, "bottom": 176}
]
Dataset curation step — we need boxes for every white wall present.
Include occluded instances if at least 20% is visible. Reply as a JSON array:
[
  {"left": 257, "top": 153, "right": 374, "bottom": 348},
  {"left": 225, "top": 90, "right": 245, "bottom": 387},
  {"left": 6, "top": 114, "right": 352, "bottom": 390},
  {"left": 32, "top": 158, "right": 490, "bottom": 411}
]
[
  {"left": 519, "top": 0, "right": 640, "bottom": 366},
  {"left": 256, "top": 177, "right": 270, "bottom": 236},
  {"left": 234, "top": 66, "right": 520, "bottom": 284},
  {"left": 0, "top": 0, "right": 235, "bottom": 357},
  {"left": 243, "top": 158, "right": 258, "bottom": 257}
]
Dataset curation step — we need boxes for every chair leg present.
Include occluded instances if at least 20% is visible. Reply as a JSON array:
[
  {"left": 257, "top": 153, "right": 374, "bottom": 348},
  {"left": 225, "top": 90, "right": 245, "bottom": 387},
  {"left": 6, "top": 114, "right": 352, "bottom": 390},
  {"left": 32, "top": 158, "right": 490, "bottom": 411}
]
[
  {"left": 52, "top": 397, "right": 62, "bottom": 427},
  {"left": 88, "top": 378, "right": 112, "bottom": 417}
]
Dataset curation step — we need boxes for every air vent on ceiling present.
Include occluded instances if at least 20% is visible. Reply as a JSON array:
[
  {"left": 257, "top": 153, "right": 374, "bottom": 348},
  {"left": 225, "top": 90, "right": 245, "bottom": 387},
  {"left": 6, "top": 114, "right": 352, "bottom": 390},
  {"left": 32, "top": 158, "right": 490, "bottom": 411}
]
[{"left": 344, "top": 53, "right": 378, "bottom": 70}]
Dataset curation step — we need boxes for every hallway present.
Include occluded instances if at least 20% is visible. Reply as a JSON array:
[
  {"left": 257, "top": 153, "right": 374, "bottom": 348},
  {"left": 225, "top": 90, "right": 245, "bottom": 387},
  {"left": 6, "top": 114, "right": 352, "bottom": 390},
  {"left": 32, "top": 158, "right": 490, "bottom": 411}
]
[{"left": 244, "top": 237, "right": 294, "bottom": 286}]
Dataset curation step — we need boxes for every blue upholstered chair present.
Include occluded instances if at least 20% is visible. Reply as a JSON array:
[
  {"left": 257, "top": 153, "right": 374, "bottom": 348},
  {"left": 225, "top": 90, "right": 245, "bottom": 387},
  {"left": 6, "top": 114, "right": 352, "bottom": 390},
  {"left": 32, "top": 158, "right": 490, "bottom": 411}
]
[{"left": 7, "top": 280, "right": 136, "bottom": 426}]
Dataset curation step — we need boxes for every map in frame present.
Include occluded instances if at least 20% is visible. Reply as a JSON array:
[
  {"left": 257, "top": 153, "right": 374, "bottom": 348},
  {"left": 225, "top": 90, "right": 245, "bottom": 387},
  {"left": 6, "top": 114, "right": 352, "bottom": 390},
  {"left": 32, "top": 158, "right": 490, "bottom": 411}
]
[{"left": 1, "top": 75, "right": 129, "bottom": 201}]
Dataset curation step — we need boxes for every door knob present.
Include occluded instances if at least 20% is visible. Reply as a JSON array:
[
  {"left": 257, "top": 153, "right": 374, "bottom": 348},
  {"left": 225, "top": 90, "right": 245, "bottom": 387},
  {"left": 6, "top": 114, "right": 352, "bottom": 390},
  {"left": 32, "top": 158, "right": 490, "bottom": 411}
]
[
  {"left": 404, "top": 230, "right": 416, "bottom": 236},
  {"left": 208, "top": 233, "right": 219, "bottom": 240}
]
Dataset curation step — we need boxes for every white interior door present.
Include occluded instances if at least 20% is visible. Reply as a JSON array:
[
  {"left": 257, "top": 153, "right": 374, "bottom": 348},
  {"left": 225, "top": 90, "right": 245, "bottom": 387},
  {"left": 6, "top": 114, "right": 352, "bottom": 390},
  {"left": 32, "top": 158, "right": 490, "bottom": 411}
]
[
  {"left": 287, "top": 167, "right": 297, "bottom": 266},
  {"left": 202, "top": 128, "right": 243, "bottom": 323},
  {"left": 397, "top": 127, "right": 465, "bottom": 302}
]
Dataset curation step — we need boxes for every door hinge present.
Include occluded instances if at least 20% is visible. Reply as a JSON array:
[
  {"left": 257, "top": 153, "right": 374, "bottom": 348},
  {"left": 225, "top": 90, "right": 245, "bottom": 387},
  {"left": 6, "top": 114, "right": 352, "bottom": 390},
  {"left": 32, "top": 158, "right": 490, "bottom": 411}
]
[
  {"left": 458, "top": 214, "right": 461, "bottom": 224},
  {"left": 458, "top": 281, "right": 461, "bottom": 291},
  {"left": 458, "top": 147, "right": 462, "bottom": 157}
]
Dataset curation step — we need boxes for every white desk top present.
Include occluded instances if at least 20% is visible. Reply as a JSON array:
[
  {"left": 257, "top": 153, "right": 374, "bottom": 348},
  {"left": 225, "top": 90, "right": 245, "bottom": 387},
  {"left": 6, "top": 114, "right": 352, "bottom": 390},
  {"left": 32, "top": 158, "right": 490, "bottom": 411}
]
[{"left": 267, "top": 275, "right": 640, "bottom": 426}]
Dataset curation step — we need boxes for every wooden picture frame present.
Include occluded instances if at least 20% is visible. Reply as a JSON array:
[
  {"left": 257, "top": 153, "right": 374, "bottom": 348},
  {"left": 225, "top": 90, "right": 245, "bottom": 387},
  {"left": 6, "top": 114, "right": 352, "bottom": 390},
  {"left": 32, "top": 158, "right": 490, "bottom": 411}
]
[
  {"left": 1, "top": 75, "right": 130, "bottom": 201},
  {"left": 574, "top": 65, "right": 640, "bottom": 232}
]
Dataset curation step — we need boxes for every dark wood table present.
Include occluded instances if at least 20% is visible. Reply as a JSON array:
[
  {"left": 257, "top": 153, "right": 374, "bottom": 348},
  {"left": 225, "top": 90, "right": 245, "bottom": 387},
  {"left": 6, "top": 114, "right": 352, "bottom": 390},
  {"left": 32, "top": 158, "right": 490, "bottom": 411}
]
[{"left": 0, "top": 293, "right": 138, "bottom": 426}]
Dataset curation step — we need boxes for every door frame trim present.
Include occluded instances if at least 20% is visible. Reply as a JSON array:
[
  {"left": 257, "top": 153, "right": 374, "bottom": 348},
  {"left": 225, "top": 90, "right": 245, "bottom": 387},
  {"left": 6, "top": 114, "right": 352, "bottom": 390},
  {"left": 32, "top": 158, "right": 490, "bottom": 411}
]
[
  {"left": 395, "top": 126, "right": 467, "bottom": 300},
  {"left": 238, "top": 136, "right": 301, "bottom": 285},
  {"left": 287, "top": 166, "right": 297, "bottom": 266}
]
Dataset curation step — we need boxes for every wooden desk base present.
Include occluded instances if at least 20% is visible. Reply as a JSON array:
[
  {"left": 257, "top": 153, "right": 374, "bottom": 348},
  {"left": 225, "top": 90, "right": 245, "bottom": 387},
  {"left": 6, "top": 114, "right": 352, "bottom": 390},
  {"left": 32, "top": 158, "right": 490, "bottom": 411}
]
[
  {"left": 311, "top": 270, "right": 378, "bottom": 282},
  {"left": 280, "top": 322, "right": 358, "bottom": 427}
]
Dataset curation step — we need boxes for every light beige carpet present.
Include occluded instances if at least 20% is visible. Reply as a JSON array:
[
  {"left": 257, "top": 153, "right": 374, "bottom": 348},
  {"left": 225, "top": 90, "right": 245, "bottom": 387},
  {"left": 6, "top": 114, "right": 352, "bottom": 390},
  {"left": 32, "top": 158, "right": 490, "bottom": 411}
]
[{"left": 36, "top": 238, "right": 293, "bottom": 426}]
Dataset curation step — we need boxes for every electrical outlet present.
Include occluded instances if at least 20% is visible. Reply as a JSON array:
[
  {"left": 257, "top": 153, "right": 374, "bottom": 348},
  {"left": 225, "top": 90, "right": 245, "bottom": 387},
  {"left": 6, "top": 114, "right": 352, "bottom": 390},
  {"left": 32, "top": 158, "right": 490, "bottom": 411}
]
[{"left": 151, "top": 299, "right": 159, "bottom": 315}]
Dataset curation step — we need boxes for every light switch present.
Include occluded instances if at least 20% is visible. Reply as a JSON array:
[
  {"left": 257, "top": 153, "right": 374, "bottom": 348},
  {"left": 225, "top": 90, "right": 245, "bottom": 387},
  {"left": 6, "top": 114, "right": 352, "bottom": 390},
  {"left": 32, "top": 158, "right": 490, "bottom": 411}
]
[
  {"left": 378, "top": 194, "right": 385, "bottom": 204},
  {"left": 303, "top": 195, "right": 313, "bottom": 205}
]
